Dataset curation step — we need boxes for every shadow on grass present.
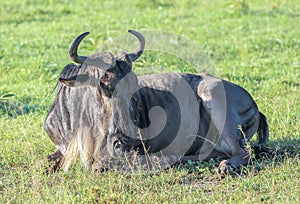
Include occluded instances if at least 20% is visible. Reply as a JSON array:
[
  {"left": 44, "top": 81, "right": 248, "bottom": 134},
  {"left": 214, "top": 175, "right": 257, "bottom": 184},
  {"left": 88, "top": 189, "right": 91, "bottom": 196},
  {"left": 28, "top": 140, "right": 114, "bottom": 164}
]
[
  {"left": 264, "top": 138, "right": 300, "bottom": 159},
  {"left": 0, "top": 101, "right": 48, "bottom": 117},
  {"left": 249, "top": 8, "right": 300, "bottom": 18},
  {"left": 222, "top": 73, "right": 268, "bottom": 83},
  {"left": 0, "top": 101, "right": 35, "bottom": 117},
  {"left": 160, "top": 139, "right": 299, "bottom": 189}
]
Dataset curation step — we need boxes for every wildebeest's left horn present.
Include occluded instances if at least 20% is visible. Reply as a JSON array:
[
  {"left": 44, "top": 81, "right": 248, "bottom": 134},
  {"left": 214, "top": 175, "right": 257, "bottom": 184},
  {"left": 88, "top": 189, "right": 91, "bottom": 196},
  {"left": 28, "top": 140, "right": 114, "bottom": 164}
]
[
  {"left": 69, "top": 32, "right": 90, "bottom": 64},
  {"left": 126, "top": 30, "right": 145, "bottom": 63}
]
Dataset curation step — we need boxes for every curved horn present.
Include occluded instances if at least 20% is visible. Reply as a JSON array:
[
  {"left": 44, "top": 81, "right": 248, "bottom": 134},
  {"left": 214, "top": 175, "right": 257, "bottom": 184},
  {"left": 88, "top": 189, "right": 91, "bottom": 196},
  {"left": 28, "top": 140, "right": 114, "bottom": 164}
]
[
  {"left": 126, "top": 30, "right": 145, "bottom": 62},
  {"left": 69, "top": 32, "right": 90, "bottom": 64}
]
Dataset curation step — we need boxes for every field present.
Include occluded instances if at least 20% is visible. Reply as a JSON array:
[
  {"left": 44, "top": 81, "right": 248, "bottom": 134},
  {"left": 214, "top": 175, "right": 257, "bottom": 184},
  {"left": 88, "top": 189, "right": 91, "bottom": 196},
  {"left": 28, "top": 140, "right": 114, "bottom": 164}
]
[{"left": 1, "top": 0, "right": 299, "bottom": 203}]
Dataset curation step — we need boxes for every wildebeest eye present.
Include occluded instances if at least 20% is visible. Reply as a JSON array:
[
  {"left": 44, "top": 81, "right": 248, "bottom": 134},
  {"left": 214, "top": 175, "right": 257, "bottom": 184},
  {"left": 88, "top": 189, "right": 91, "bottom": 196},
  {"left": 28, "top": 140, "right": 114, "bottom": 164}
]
[
  {"left": 114, "top": 140, "right": 122, "bottom": 150},
  {"left": 113, "top": 140, "right": 124, "bottom": 158}
]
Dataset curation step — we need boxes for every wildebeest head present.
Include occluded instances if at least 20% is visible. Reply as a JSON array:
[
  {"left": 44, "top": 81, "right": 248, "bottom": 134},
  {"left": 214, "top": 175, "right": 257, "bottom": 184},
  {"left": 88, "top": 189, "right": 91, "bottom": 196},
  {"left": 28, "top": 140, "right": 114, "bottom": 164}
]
[
  {"left": 45, "top": 31, "right": 145, "bottom": 171},
  {"left": 59, "top": 30, "right": 145, "bottom": 97}
]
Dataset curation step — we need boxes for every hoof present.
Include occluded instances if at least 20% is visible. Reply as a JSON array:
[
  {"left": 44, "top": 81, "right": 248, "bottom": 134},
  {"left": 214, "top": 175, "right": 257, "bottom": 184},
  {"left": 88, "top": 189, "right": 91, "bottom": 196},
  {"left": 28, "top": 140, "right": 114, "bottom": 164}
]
[
  {"left": 218, "top": 160, "right": 233, "bottom": 176},
  {"left": 47, "top": 150, "right": 64, "bottom": 173}
]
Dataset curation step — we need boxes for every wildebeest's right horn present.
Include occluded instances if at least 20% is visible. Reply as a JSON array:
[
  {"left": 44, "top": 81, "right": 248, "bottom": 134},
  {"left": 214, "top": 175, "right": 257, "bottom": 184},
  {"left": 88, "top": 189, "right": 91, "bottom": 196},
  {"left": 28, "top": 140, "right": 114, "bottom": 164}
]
[
  {"left": 69, "top": 32, "right": 89, "bottom": 64},
  {"left": 126, "top": 30, "right": 145, "bottom": 63}
]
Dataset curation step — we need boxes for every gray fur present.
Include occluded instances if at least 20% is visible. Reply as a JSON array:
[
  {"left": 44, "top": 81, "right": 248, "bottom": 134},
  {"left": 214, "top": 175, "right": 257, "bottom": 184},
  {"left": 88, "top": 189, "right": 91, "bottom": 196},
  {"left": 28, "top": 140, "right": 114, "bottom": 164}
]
[{"left": 45, "top": 30, "right": 269, "bottom": 173}]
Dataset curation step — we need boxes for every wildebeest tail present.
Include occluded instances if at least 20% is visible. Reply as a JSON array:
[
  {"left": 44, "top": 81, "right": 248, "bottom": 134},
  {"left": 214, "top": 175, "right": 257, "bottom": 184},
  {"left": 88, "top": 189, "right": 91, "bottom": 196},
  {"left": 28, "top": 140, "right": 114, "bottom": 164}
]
[{"left": 257, "top": 112, "right": 269, "bottom": 147}]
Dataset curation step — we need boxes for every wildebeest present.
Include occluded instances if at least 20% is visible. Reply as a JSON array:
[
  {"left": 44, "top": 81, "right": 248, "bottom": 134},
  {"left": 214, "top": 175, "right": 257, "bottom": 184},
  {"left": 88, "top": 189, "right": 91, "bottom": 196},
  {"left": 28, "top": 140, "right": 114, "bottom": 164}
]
[{"left": 45, "top": 30, "right": 269, "bottom": 174}]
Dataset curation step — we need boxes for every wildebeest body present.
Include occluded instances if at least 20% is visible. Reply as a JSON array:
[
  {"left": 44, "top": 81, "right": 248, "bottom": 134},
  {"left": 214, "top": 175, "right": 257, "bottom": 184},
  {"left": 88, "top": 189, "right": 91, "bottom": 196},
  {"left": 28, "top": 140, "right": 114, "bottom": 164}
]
[
  {"left": 45, "top": 30, "right": 269, "bottom": 174},
  {"left": 102, "top": 72, "right": 267, "bottom": 167}
]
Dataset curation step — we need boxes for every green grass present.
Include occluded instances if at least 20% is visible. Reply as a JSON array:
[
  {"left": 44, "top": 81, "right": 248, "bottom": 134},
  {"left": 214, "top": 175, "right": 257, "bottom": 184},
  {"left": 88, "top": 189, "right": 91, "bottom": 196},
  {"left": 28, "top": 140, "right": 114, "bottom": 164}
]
[{"left": 1, "top": 0, "right": 299, "bottom": 203}]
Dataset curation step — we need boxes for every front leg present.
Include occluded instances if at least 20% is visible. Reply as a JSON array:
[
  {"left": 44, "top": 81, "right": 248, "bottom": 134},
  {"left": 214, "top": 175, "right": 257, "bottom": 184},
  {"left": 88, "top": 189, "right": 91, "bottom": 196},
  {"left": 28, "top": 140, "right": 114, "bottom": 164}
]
[{"left": 217, "top": 137, "right": 250, "bottom": 176}]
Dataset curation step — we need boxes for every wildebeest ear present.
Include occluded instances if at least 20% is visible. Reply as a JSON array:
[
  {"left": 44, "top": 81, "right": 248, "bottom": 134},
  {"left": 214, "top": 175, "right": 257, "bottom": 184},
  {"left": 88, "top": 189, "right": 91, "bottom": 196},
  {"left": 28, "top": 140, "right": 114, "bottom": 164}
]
[{"left": 59, "top": 74, "right": 97, "bottom": 87}]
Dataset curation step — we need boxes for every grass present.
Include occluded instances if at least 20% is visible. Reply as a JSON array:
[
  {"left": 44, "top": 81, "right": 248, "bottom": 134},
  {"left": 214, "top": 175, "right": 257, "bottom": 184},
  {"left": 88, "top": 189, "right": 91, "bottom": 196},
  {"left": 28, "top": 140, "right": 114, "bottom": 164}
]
[{"left": 1, "top": 0, "right": 299, "bottom": 203}]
